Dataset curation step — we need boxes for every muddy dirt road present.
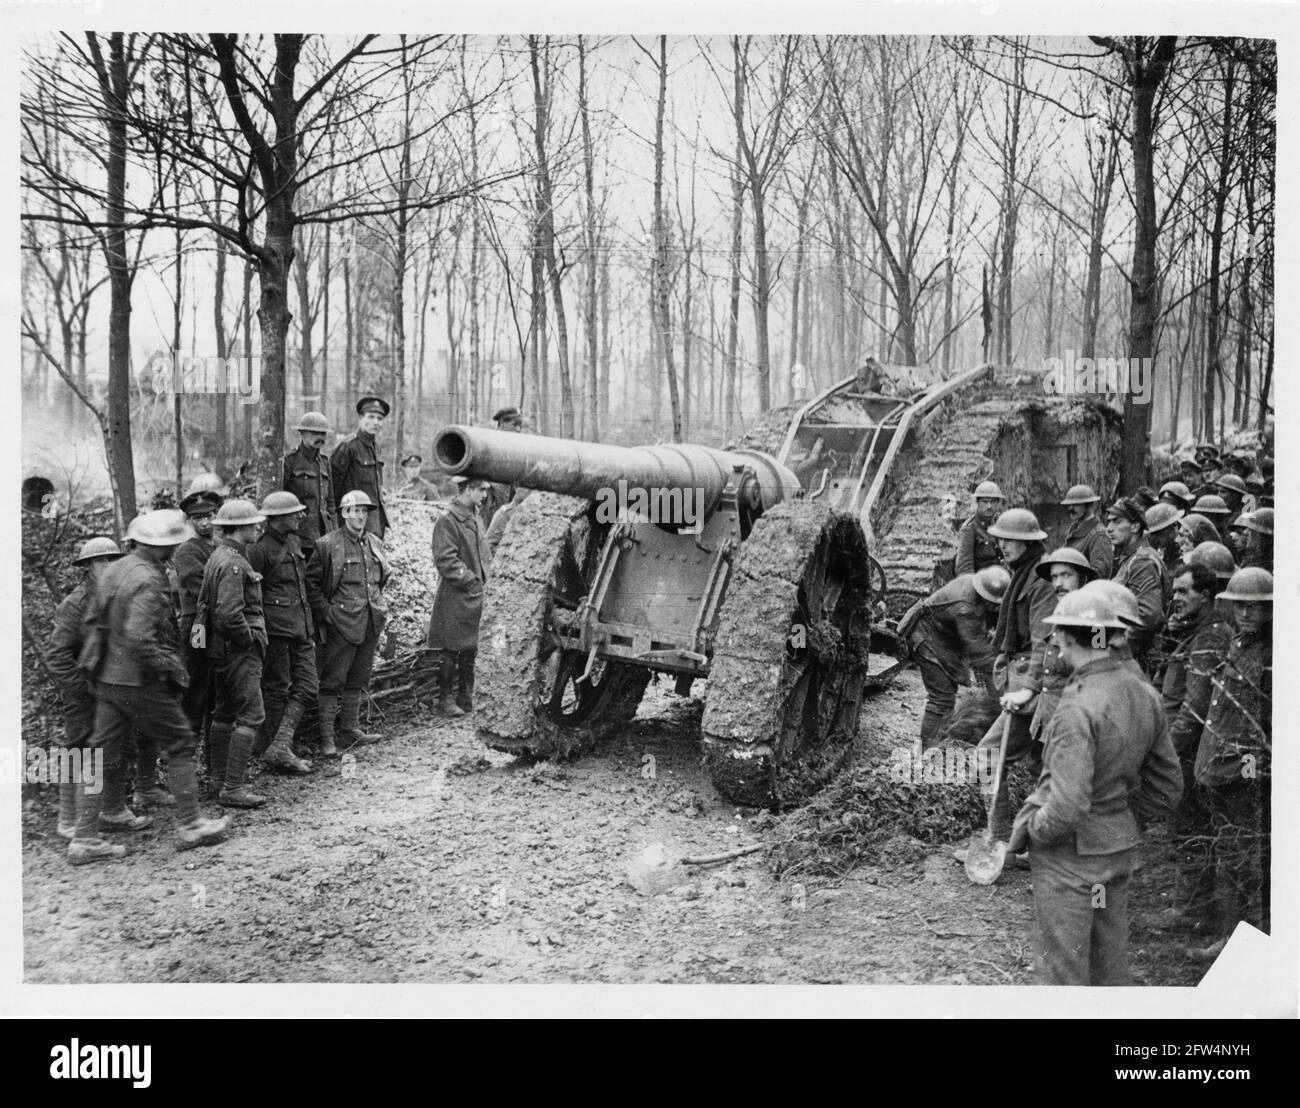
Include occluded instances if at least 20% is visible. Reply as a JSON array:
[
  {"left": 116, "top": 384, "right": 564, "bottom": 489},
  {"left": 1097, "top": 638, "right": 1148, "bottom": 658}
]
[{"left": 21, "top": 670, "right": 1204, "bottom": 989}]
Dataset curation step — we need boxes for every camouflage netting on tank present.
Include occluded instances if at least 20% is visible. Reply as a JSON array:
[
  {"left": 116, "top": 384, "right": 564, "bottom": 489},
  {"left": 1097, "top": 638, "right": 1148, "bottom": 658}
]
[
  {"left": 725, "top": 404, "right": 801, "bottom": 457},
  {"left": 871, "top": 381, "right": 1124, "bottom": 617},
  {"left": 766, "top": 748, "right": 1037, "bottom": 880},
  {"left": 376, "top": 499, "right": 447, "bottom": 657}
]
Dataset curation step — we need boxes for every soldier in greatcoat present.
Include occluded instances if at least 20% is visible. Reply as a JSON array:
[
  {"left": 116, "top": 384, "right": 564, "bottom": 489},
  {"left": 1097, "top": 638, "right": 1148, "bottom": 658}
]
[{"left": 426, "top": 477, "right": 491, "bottom": 718}]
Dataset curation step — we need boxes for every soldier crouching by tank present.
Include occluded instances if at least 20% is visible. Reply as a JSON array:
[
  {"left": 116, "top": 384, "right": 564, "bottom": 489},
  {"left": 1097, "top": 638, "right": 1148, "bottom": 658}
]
[
  {"left": 307, "top": 490, "right": 390, "bottom": 753},
  {"left": 426, "top": 476, "right": 492, "bottom": 718},
  {"left": 898, "top": 566, "right": 1009, "bottom": 749},
  {"left": 46, "top": 538, "right": 123, "bottom": 839},
  {"left": 247, "top": 492, "right": 315, "bottom": 775},
  {"left": 69, "top": 511, "right": 230, "bottom": 864},
  {"left": 201, "top": 499, "right": 271, "bottom": 808}
]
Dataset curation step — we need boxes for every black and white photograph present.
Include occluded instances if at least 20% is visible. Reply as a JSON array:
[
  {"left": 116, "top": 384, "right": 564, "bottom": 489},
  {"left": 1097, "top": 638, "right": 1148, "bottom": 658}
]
[{"left": 4, "top": 1, "right": 1295, "bottom": 1024}]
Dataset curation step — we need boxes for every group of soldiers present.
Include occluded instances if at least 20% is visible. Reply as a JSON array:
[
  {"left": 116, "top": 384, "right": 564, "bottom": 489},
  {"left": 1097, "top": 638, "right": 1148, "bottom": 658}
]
[
  {"left": 903, "top": 439, "right": 1273, "bottom": 984},
  {"left": 46, "top": 398, "right": 526, "bottom": 865}
]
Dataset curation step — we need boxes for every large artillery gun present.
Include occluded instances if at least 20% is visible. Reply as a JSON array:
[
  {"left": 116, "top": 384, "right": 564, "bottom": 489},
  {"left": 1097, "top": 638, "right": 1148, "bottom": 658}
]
[{"left": 432, "top": 361, "right": 992, "bottom": 808}]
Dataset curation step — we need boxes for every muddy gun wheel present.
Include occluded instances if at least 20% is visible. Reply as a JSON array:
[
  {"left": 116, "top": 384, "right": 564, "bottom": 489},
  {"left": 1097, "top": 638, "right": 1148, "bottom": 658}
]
[
  {"left": 474, "top": 492, "right": 648, "bottom": 759},
  {"left": 701, "top": 501, "right": 871, "bottom": 809}
]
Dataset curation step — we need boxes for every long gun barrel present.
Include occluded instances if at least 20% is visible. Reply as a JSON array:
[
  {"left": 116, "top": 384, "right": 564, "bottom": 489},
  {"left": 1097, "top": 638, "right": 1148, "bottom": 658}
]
[{"left": 432, "top": 425, "right": 799, "bottom": 517}]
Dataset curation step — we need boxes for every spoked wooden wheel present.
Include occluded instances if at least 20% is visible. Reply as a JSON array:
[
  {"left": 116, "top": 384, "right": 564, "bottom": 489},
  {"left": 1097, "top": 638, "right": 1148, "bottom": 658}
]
[
  {"left": 533, "top": 650, "right": 651, "bottom": 758},
  {"left": 475, "top": 492, "right": 647, "bottom": 758},
  {"left": 702, "top": 501, "right": 872, "bottom": 808}
]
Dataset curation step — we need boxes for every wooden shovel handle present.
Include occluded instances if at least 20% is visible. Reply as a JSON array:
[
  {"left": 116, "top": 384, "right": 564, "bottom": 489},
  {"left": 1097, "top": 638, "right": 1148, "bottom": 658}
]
[{"left": 987, "top": 711, "right": 1012, "bottom": 839}]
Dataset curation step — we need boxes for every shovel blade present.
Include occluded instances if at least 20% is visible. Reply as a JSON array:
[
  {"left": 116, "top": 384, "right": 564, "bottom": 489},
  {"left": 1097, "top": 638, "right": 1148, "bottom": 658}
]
[
  {"left": 626, "top": 841, "right": 688, "bottom": 895},
  {"left": 964, "top": 832, "right": 1008, "bottom": 885}
]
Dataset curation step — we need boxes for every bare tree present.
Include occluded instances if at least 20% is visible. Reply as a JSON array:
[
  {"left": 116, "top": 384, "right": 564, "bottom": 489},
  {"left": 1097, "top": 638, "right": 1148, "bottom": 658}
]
[
  {"left": 817, "top": 37, "right": 960, "bottom": 366},
  {"left": 21, "top": 33, "right": 159, "bottom": 531},
  {"left": 528, "top": 35, "right": 576, "bottom": 437},
  {"left": 1091, "top": 35, "right": 1179, "bottom": 488}
]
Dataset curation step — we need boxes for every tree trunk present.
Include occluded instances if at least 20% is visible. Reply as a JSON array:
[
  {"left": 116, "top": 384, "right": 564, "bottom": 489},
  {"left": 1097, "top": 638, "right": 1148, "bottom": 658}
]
[
  {"left": 242, "top": 254, "right": 254, "bottom": 459},
  {"left": 257, "top": 194, "right": 294, "bottom": 495},
  {"left": 294, "top": 236, "right": 316, "bottom": 403},
  {"left": 343, "top": 254, "right": 354, "bottom": 426},
  {"left": 995, "top": 46, "right": 1025, "bottom": 366},
  {"left": 1203, "top": 51, "right": 1234, "bottom": 441},
  {"left": 528, "top": 239, "right": 546, "bottom": 433},
  {"left": 652, "top": 36, "right": 682, "bottom": 442},
  {"left": 212, "top": 33, "right": 304, "bottom": 493},
  {"left": 1080, "top": 132, "right": 1117, "bottom": 361},
  {"left": 598, "top": 253, "right": 611, "bottom": 432},
  {"left": 578, "top": 36, "right": 599, "bottom": 441},
  {"left": 92, "top": 32, "right": 138, "bottom": 532},
  {"left": 320, "top": 223, "right": 331, "bottom": 425},
  {"left": 214, "top": 222, "right": 230, "bottom": 450},
  {"left": 172, "top": 197, "right": 184, "bottom": 494},
  {"left": 1120, "top": 37, "right": 1178, "bottom": 491},
  {"left": 725, "top": 159, "right": 744, "bottom": 437},
  {"left": 1256, "top": 328, "right": 1273, "bottom": 431}
]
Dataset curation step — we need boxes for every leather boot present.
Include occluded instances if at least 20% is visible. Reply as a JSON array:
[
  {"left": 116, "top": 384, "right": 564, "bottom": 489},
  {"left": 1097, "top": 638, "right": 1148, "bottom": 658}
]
[
  {"left": 57, "top": 780, "right": 78, "bottom": 839},
  {"left": 317, "top": 695, "right": 339, "bottom": 756},
  {"left": 98, "top": 758, "right": 152, "bottom": 832},
  {"left": 256, "top": 696, "right": 286, "bottom": 758},
  {"left": 68, "top": 783, "right": 126, "bottom": 864},
  {"left": 133, "top": 783, "right": 177, "bottom": 809},
  {"left": 262, "top": 702, "right": 312, "bottom": 774},
  {"left": 435, "top": 652, "right": 465, "bottom": 718},
  {"left": 133, "top": 749, "right": 176, "bottom": 808},
  {"left": 219, "top": 726, "right": 267, "bottom": 808},
  {"left": 176, "top": 815, "right": 232, "bottom": 851},
  {"left": 455, "top": 650, "right": 476, "bottom": 714},
  {"left": 206, "top": 722, "right": 232, "bottom": 798},
  {"left": 167, "top": 750, "right": 231, "bottom": 850},
  {"left": 338, "top": 690, "right": 380, "bottom": 749}
]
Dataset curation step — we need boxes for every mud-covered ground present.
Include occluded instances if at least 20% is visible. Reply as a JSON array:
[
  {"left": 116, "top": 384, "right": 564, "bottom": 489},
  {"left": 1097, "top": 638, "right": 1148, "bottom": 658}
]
[{"left": 21, "top": 670, "right": 1207, "bottom": 987}]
